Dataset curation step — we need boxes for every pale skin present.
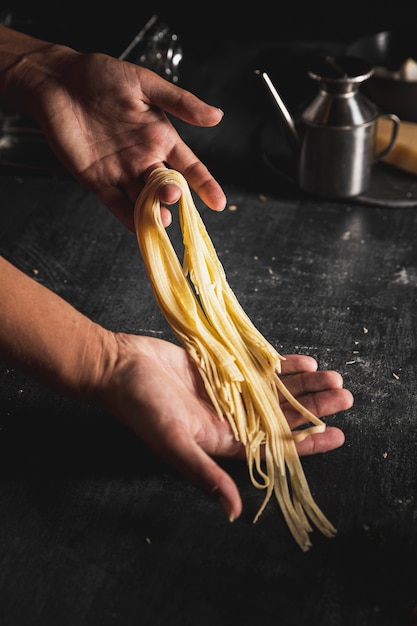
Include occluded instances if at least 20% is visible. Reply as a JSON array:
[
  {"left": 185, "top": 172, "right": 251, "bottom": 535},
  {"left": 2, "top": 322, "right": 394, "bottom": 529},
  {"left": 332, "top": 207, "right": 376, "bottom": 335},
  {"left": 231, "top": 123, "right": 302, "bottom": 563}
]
[
  {"left": 0, "top": 25, "right": 226, "bottom": 231},
  {"left": 0, "top": 26, "right": 354, "bottom": 521}
]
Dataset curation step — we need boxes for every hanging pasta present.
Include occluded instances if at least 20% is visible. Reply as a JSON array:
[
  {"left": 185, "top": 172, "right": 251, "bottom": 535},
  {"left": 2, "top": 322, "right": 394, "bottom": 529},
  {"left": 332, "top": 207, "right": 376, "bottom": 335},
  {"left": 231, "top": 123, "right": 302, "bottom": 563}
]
[{"left": 134, "top": 167, "right": 335, "bottom": 551}]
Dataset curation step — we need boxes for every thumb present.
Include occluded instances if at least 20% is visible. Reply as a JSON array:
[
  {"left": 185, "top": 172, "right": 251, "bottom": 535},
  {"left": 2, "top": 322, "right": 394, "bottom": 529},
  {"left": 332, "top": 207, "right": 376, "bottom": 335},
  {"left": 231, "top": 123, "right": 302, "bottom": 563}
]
[{"left": 154, "top": 430, "right": 243, "bottom": 522}]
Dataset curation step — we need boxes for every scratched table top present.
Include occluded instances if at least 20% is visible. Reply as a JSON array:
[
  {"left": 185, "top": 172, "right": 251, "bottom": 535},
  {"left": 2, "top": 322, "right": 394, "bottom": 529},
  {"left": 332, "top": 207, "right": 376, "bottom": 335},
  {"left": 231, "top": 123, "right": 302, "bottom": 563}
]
[{"left": 0, "top": 24, "right": 417, "bottom": 626}]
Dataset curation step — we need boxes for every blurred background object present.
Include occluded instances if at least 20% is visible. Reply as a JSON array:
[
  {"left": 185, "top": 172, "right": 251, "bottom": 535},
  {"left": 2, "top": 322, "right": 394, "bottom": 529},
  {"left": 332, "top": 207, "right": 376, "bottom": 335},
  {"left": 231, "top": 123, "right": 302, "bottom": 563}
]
[
  {"left": 118, "top": 14, "right": 182, "bottom": 83},
  {"left": 346, "top": 30, "right": 417, "bottom": 122}
]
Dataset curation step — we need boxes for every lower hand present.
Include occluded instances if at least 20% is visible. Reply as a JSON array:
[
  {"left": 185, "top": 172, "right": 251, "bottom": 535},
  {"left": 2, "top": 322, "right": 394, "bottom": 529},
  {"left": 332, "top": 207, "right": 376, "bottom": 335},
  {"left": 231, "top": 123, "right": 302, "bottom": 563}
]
[{"left": 100, "top": 334, "right": 353, "bottom": 522}]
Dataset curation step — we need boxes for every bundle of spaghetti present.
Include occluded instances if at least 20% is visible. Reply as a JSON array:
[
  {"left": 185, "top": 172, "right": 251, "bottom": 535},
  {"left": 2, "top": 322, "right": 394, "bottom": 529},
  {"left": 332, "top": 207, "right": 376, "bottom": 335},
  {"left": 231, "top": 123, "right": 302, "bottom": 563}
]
[{"left": 134, "top": 167, "right": 335, "bottom": 551}]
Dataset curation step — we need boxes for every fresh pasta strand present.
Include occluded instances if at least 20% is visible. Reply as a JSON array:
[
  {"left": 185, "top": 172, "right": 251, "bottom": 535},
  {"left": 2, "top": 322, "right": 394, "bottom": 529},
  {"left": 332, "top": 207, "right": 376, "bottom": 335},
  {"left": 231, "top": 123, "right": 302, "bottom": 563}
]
[{"left": 134, "top": 167, "right": 335, "bottom": 551}]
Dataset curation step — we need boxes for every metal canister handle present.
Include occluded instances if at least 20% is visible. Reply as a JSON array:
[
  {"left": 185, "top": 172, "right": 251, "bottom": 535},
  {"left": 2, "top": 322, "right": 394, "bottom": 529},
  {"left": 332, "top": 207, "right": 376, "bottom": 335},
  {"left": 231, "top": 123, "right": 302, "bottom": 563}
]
[{"left": 374, "top": 113, "right": 400, "bottom": 162}]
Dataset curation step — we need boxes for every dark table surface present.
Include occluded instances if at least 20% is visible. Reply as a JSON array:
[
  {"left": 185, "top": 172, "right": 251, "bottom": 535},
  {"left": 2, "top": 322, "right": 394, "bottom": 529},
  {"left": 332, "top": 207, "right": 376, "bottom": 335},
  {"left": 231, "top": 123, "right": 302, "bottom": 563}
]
[{"left": 1, "top": 30, "right": 417, "bottom": 626}]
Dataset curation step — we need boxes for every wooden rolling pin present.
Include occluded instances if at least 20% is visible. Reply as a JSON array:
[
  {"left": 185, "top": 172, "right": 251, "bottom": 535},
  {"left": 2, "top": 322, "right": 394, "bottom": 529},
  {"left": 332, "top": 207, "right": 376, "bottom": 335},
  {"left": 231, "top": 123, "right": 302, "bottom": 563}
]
[{"left": 376, "top": 118, "right": 417, "bottom": 176}]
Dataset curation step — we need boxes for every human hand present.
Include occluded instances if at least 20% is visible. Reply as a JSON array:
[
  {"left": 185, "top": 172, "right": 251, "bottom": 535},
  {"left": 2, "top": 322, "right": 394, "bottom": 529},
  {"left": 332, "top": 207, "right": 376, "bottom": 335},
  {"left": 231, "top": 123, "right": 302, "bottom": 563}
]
[
  {"left": 29, "top": 48, "right": 226, "bottom": 231},
  {"left": 100, "top": 334, "right": 353, "bottom": 522},
  {"left": 0, "top": 255, "right": 353, "bottom": 523}
]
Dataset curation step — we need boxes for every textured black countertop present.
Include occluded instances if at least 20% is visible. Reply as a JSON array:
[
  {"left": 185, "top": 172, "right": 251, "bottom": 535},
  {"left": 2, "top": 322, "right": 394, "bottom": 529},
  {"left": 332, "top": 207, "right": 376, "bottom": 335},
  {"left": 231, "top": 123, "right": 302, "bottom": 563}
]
[{"left": 1, "top": 30, "right": 417, "bottom": 626}]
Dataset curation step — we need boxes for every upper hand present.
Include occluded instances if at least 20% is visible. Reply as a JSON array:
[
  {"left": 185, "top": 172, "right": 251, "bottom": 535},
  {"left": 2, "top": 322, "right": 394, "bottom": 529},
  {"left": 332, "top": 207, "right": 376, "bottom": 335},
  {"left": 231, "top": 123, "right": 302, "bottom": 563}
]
[{"left": 29, "top": 49, "right": 226, "bottom": 230}]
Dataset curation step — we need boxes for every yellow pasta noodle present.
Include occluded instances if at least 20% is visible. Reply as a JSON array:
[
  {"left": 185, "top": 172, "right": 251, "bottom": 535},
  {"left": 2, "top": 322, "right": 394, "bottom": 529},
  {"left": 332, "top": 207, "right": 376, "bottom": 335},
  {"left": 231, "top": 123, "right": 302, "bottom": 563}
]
[{"left": 134, "top": 167, "right": 335, "bottom": 551}]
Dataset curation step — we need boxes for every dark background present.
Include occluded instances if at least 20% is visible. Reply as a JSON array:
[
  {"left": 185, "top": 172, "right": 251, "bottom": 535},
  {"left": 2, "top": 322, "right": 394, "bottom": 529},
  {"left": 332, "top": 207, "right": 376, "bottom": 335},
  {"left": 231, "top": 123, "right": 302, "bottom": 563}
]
[{"left": 0, "top": 0, "right": 414, "bottom": 53}]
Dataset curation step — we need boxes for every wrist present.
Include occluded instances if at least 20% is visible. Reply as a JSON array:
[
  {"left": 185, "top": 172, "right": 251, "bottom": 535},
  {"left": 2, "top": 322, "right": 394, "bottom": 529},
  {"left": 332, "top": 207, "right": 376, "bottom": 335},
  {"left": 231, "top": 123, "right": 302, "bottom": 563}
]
[
  {"left": 0, "top": 255, "right": 118, "bottom": 404},
  {"left": 0, "top": 25, "right": 77, "bottom": 117}
]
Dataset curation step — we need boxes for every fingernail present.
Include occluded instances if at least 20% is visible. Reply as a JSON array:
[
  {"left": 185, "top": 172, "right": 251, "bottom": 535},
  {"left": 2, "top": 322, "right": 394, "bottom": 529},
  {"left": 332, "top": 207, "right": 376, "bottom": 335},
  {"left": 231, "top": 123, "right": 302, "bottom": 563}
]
[{"left": 218, "top": 495, "right": 235, "bottom": 523}]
